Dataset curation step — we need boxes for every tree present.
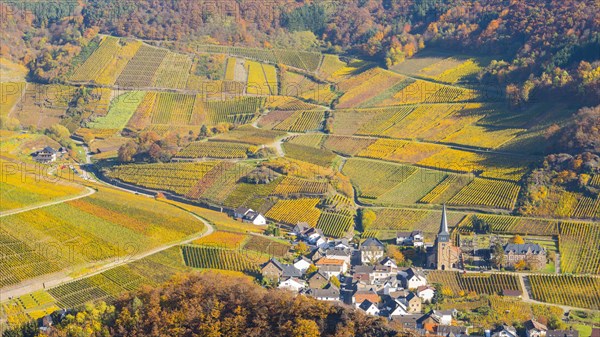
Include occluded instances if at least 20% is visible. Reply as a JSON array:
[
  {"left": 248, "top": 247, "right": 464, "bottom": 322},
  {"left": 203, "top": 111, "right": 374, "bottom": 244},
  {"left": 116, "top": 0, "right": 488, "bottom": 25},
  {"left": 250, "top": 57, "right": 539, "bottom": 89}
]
[
  {"left": 514, "top": 259, "right": 527, "bottom": 271},
  {"left": 118, "top": 141, "right": 137, "bottom": 163},
  {"left": 472, "top": 216, "right": 491, "bottom": 234},
  {"left": 306, "top": 264, "right": 318, "bottom": 275},
  {"left": 386, "top": 245, "right": 405, "bottom": 263},
  {"left": 295, "top": 242, "right": 309, "bottom": 256},
  {"left": 491, "top": 243, "right": 505, "bottom": 269},
  {"left": 360, "top": 209, "right": 376, "bottom": 231},
  {"left": 511, "top": 235, "right": 525, "bottom": 244},
  {"left": 46, "top": 124, "right": 70, "bottom": 141},
  {"left": 198, "top": 124, "right": 210, "bottom": 139},
  {"left": 292, "top": 318, "right": 321, "bottom": 337},
  {"left": 329, "top": 275, "right": 341, "bottom": 288}
]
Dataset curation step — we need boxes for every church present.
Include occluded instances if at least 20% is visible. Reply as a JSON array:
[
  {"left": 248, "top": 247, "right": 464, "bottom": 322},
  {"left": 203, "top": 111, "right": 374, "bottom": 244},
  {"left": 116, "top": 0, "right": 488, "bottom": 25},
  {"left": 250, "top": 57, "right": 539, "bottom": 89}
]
[{"left": 428, "top": 205, "right": 461, "bottom": 270}]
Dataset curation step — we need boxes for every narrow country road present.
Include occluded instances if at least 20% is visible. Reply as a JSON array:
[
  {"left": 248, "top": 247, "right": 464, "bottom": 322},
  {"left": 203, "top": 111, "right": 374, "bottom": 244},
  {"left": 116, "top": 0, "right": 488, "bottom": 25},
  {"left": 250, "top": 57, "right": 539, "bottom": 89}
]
[
  {"left": 0, "top": 186, "right": 96, "bottom": 217},
  {"left": 0, "top": 143, "right": 215, "bottom": 301}
]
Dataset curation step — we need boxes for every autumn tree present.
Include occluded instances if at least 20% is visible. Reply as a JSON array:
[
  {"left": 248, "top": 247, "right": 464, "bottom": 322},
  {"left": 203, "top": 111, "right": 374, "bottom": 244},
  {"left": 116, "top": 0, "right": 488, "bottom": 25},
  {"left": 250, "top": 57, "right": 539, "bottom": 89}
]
[
  {"left": 360, "top": 209, "right": 376, "bottom": 231},
  {"left": 491, "top": 243, "right": 506, "bottom": 269},
  {"left": 511, "top": 235, "right": 525, "bottom": 244},
  {"left": 386, "top": 245, "right": 405, "bottom": 264}
]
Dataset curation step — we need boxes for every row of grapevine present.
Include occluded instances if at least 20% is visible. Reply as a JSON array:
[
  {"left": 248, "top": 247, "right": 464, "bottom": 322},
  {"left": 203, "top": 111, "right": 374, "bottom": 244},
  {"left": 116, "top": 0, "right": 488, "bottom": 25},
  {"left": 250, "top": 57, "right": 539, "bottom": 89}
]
[
  {"left": 529, "top": 275, "right": 599, "bottom": 310},
  {"left": 419, "top": 175, "right": 461, "bottom": 203},
  {"left": 181, "top": 245, "right": 260, "bottom": 272},
  {"left": 106, "top": 162, "right": 218, "bottom": 195},
  {"left": 176, "top": 141, "right": 249, "bottom": 159},
  {"left": 243, "top": 235, "right": 290, "bottom": 257},
  {"left": 316, "top": 212, "right": 354, "bottom": 237},
  {"left": 194, "top": 44, "right": 322, "bottom": 72},
  {"left": 272, "top": 176, "right": 329, "bottom": 196},
  {"left": 265, "top": 198, "right": 322, "bottom": 227},
  {"left": 559, "top": 221, "right": 600, "bottom": 274},
  {"left": 273, "top": 110, "right": 325, "bottom": 132},
  {"left": 428, "top": 271, "right": 522, "bottom": 295},
  {"left": 205, "top": 97, "right": 265, "bottom": 125},
  {"left": 570, "top": 196, "right": 600, "bottom": 219},
  {"left": 154, "top": 52, "right": 193, "bottom": 89},
  {"left": 151, "top": 92, "right": 196, "bottom": 125},
  {"left": 116, "top": 45, "right": 169, "bottom": 87},
  {"left": 342, "top": 158, "right": 417, "bottom": 199},
  {"left": 70, "top": 37, "right": 120, "bottom": 82},
  {"left": 448, "top": 178, "right": 521, "bottom": 210}
]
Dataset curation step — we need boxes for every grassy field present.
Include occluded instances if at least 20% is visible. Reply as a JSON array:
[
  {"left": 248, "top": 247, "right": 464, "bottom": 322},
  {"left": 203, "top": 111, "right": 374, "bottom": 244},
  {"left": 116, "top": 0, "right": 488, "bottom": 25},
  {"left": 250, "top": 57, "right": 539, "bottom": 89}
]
[{"left": 88, "top": 91, "right": 145, "bottom": 129}]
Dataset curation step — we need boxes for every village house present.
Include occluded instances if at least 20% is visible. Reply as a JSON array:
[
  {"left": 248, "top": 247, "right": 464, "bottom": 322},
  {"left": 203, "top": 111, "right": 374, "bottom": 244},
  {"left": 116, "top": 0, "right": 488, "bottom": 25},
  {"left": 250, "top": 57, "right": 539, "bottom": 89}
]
[
  {"left": 325, "top": 247, "right": 352, "bottom": 265},
  {"left": 307, "top": 271, "right": 329, "bottom": 289},
  {"left": 353, "top": 289, "right": 380, "bottom": 305},
  {"left": 391, "top": 315, "right": 420, "bottom": 331},
  {"left": 380, "top": 277, "right": 400, "bottom": 295},
  {"left": 278, "top": 277, "right": 307, "bottom": 292},
  {"left": 418, "top": 310, "right": 456, "bottom": 328},
  {"left": 380, "top": 257, "right": 398, "bottom": 271},
  {"left": 501, "top": 243, "right": 547, "bottom": 270},
  {"left": 293, "top": 256, "right": 312, "bottom": 273},
  {"left": 358, "top": 300, "right": 380, "bottom": 316},
  {"left": 360, "top": 238, "right": 385, "bottom": 264},
  {"left": 306, "top": 284, "right": 340, "bottom": 302},
  {"left": 261, "top": 258, "right": 302, "bottom": 281},
  {"left": 316, "top": 258, "right": 348, "bottom": 278},
  {"left": 398, "top": 292, "right": 422, "bottom": 314},
  {"left": 525, "top": 319, "right": 548, "bottom": 337},
  {"left": 399, "top": 268, "right": 427, "bottom": 289},
  {"left": 292, "top": 222, "right": 310, "bottom": 235},
  {"left": 34, "top": 146, "right": 58, "bottom": 163},
  {"left": 233, "top": 207, "right": 267, "bottom": 225},
  {"left": 416, "top": 285, "right": 436, "bottom": 303},
  {"left": 437, "top": 325, "right": 469, "bottom": 337},
  {"left": 492, "top": 325, "right": 519, "bottom": 337},
  {"left": 396, "top": 230, "right": 424, "bottom": 247}
]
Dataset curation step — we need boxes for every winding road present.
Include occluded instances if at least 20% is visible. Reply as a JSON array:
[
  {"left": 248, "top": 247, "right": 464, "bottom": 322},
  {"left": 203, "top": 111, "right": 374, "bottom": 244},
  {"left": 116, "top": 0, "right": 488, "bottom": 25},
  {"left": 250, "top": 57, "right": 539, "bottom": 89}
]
[
  {"left": 0, "top": 186, "right": 96, "bottom": 218},
  {"left": 0, "top": 151, "right": 215, "bottom": 301}
]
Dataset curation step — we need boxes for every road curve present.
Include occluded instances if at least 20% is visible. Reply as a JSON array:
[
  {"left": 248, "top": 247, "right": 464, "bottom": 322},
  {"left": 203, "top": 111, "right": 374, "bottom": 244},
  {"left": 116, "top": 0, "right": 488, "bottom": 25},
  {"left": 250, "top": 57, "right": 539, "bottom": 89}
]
[{"left": 0, "top": 186, "right": 96, "bottom": 218}]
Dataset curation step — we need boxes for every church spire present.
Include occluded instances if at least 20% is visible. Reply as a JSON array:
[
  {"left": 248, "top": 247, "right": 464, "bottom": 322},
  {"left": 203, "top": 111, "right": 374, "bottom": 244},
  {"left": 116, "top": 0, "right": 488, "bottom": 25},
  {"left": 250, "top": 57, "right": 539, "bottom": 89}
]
[{"left": 438, "top": 204, "right": 450, "bottom": 242}]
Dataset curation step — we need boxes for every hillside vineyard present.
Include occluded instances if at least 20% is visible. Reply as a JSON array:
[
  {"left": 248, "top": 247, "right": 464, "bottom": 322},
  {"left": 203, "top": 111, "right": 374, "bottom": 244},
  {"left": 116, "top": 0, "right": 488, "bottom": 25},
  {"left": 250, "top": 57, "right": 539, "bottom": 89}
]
[{"left": 0, "top": 1, "right": 599, "bottom": 336}]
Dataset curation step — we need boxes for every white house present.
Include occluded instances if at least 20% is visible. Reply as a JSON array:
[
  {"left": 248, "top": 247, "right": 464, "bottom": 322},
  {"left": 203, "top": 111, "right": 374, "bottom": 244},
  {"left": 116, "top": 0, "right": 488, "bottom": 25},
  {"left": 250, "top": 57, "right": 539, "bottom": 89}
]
[
  {"left": 416, "top": 285, "right": 436, "bottom": 303},
  {"left": 293, "top": 256, "right": 312, "bottom": 273},
  {"left": 380, "top": 257, "right": 398, "bottom": 271},
  {"left": 234, "top": 207, "right": 266, "bottom": 225},
  {"left": 303, "top": 227, "right": 325, "bottom": 245},
  {"left": 493, "top": 325, "right": 519, "bottom": 337},
  {"left": 399, "top": 268, "right": 427, "bottom": 289},
  {"left": 388, "top": 300, "right": 410, "bottom": 318},
  {"left": 244, "top": 211, "right": 266, "bottom": 225},
  {"left": 360, "top": 238, "right": 385, "bottom": 264},
  {"left": 431, "top": 310, "right": 456, "bottom": 326},
  {"left": 396, "top": 230, "right": 424, "bottom": 247},
  {"left": 278, "top": 277, "right": 307, "bottom": 292},
  {"left": 358, "top": 300, "right": 380, "bottom": 316}
]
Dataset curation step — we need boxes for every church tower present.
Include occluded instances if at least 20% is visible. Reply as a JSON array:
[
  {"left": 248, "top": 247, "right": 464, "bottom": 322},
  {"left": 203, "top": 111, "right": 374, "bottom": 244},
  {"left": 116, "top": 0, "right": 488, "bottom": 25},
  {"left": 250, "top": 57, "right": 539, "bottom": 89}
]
[{"left": 436, "top": 204, "right": 453, "bottom": 270}]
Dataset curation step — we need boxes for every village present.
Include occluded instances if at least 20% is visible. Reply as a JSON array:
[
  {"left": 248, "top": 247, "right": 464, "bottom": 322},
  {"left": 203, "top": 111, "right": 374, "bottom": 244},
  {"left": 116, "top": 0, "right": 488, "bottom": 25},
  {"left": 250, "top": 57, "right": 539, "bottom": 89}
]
[{"left": 250, "top": 206, "right": 585, "bottom": 337}]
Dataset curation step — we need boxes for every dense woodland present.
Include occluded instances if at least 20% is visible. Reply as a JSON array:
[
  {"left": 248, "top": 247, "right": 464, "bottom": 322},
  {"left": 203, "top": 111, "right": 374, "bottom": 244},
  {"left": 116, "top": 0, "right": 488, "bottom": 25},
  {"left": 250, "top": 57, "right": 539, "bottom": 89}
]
[
  {"left": 4, "top": 274, "right": 403, "bottom": 337},
  {"left": 2, "top": 0, "right": 598, "bottom": 105}
]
